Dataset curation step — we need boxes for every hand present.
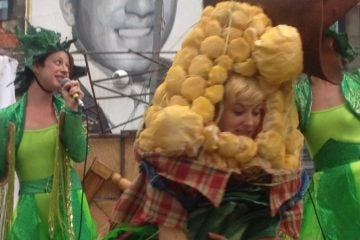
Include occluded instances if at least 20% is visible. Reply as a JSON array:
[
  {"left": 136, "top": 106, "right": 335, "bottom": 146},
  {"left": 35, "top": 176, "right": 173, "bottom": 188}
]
[
  {"left": 61, "top": 79, "right": 84, "bottom": 111},
  {"left": 208, "top": 232, "right": 227, "bottom": 240},
  {"left": 158, "top": 226, "right": 188, "bottom": 240}
]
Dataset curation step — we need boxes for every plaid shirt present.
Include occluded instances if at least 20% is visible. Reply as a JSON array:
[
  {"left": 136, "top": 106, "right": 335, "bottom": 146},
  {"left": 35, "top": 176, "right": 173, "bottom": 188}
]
[{"left": 110, "top": 147, "right": 303, "bottom": 238}]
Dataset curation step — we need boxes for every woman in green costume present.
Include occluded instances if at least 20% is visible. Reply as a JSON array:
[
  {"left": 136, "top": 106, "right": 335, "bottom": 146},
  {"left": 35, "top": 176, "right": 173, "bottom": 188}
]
[
  {"left": 296, "top": 26, "right": 360, "bottom": 239},
  {"left": 0, "top": 23, "right": 97, "bottom": 239}
]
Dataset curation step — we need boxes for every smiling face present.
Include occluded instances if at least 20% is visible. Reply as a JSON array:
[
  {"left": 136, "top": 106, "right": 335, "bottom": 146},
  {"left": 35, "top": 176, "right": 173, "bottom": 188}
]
[
  {"left": 33, "top": 51, "right": 70, "bottom": 91},
  {"left": 218, "top": 74, "right": 265, "bottom": 139},
  {"left": 218, "top": 102, "right": 264, "bottom": 139},
  {"left": 73, "top": 0, "right": 177, "bottom": 75}
]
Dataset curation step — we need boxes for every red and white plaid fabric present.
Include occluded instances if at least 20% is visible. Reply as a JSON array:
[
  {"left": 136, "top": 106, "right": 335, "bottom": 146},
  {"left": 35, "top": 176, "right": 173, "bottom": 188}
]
[{"left": 110, "top": 147, "right": 303, "bottom": 238}]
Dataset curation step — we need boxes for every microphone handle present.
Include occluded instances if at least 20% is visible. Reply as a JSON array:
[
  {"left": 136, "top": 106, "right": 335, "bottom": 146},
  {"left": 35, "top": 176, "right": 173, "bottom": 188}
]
[
  {"left": 72, "top": 93, "right": 85, "bottom": 108},
  {"left": 61, "top": 79, "right": 84, "bottom": 108}
]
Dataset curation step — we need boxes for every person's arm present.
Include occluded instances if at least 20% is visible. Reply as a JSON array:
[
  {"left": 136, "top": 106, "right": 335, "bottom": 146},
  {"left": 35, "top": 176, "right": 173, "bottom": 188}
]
[
  {"left": 61, "top": 108, "right": 87, "bottom": 162},
  {"left": 158, "top": 226, "right": 188, "bottom": 240},
  {"left": 208, "top": 232, "right": 227, "bottom": 240},
  {"left": 0, "top": 108, "right": 12, "bottom": 181},
  {"left": 59, "top": 79, "right": 87, "bottom": 162},
  {"left": 0, "top": 114, "right": 7, "bottom": 180}
]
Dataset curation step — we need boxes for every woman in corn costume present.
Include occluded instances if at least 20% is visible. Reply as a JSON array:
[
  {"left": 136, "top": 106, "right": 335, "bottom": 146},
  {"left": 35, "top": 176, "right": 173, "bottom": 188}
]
[
  {"left": 106, "top": 1, "right": 306, "bottom": 239},
  {"left": 296, "top": 26, "right": 360, "bottom": 239},
  {"left": 0, "top": 23, "right": 97, "bottom": 239}
]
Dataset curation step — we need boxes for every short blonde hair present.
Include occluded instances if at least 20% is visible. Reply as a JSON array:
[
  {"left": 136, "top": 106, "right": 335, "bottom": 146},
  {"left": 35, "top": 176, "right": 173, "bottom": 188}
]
[{"left": 223, "top": 74, "right": 265, "bottom": 106}]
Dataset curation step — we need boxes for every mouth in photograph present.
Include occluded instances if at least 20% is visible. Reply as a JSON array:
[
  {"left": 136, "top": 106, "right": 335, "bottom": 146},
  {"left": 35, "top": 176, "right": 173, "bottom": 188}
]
[{"left": 116, "top": 27, "right": 152, "bottom": 38}]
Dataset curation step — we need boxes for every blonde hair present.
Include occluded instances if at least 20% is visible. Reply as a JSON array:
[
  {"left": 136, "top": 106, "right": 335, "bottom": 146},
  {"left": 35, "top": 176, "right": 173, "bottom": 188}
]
[{"left": 224, "top": 74, "right": 265, "bottom": 106}]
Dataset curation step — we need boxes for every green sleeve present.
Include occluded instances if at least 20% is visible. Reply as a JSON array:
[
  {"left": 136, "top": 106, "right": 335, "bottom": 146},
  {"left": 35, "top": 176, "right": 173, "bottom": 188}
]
[
  {"left": 62, "top": 108, "right": 87, "bottom": 162},
  {"left": 0, "top": 98, "right": 25, "bottom": 180},
  {"left": 0, "top": 109, "right": 8, "bottom": 180},
  {"left": 294, "top": 76, "right": 312, "bottom": 132},
  {"left": 341, "top": 70, "right": 360, "bottom": 119}
]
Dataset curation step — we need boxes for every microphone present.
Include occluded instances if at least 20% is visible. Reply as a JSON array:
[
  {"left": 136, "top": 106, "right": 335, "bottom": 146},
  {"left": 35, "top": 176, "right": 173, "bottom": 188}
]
[{"left": 60, "top": 78, "right": 85, "bottom": 108}]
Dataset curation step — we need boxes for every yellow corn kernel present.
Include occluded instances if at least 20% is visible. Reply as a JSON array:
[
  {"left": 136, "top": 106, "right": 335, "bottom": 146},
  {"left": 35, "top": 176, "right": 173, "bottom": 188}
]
[
  {"left": 215, "top": 55, "right": 234, "bottom": 71},
  {"left": 152, "top": 83, "right": 168, "bottom": 107},
  {"left": 203, "top": 124, "right": 220, "bottom": 151},
  {"left": 230, "top": 9, "right": 249, "bottom": 29},
  {"left": 173, "top": 47, "right": 199, "bottom": 70},
  {"left": 181, "top": 76, "right": 208, "bottom": 101},
  {"left": 208, "top": 65, "right": 228, "bottom": 85},
  {"left": 188, "top": 55, "right": 213, "bottom": 78},
  {"left": 222, "top": 27, "right": 243, "bottom": 42},
  {"left": 204, "top": 84, "right": 224, "bottom": 104},
  {"left": 243, "top": 27, "right": 258, "bottom": 50},
  {"left": 168, "top": 95, "right": 190, "bottom": 107},
  {"left": 228, "top": 37, "right": 251, "bottom": 62},
  {"left": 200, "top": 35, "right": 226, "bottom": 59},
  {"left": 165, "top": 65, "right": 187, "bottom": 95},
  {"left": 191, "top": 96, "right": 215, "bottom": 124},
  {"left": 232, "top": 58, "right": 257, "bottom": 77},
  {"left": 204, "top": 19, "right": 222, "bottom": 36},
  {"left": 182, "top": 27, "right": 206, "bottom": 49}
]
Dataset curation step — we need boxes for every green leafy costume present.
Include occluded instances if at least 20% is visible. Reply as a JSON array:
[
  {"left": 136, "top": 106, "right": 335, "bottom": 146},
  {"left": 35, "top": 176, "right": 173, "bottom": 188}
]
[
  {"left": 0, "top": 22, "right": 97, "bottom": 240},
  {"left": 295, "top": 71, "right": 360, "bottom": 239},
  {"left": 0, "top": 95, "right": 97, "bottom": 239}
]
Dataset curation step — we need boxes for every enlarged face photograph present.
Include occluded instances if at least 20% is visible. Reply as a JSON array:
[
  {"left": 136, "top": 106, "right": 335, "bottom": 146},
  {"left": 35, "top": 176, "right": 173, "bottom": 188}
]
[{"left": 62, "top": 0, "right": 178, "bottom": 78}]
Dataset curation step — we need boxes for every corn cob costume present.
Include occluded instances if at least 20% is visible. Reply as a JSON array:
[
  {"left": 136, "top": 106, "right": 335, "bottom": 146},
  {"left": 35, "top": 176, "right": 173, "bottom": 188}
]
[
  {"left": 107, "top": 1, "right": 306, "bottom": 239},
  {"left": 0, "top": 24, "right": 97, "bottom": 240}
]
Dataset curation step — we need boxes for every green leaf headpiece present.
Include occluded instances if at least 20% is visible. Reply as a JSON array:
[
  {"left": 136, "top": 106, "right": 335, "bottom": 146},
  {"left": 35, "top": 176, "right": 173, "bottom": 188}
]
[
  {"left": 16, "top": 21, "right": 76, "bottom": 70},
  {"left": 14, "top": 22, "right": 82, "bottom": 94},
  {"left": 323, "top": 24, "right": 358, "bottom": 62}
]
